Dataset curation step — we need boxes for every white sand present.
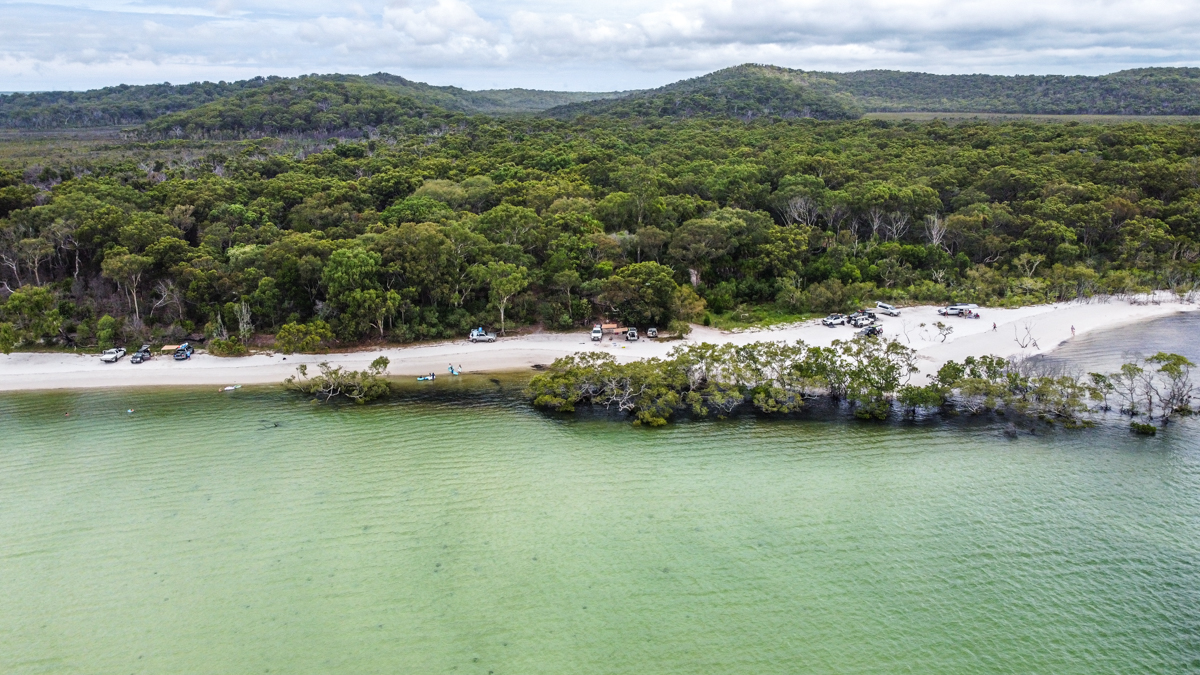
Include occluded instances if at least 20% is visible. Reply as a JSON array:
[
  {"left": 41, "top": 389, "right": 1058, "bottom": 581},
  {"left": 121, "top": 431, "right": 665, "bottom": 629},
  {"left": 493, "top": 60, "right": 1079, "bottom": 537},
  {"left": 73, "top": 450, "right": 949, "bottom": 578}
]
[{"left": 0, "top": 296, "right": 1193, "bottom": 391}]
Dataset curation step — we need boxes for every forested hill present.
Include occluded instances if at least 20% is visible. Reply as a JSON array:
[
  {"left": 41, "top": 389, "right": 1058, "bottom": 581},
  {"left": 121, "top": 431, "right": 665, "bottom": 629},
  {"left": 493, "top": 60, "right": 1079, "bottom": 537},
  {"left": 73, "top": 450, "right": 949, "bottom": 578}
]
[
  {"left": 545, "top": 65, "right": 1200, "bottom": 119},
  {"left": 141, "top": 79, "right": 462, "bottom": 138},
  {"left": 0, "top": 74, "right": 625, "bottom": 130},
  {"left": 827, "top": 67, "right": 1200, "bottom": 115},
  {"left": 6, "top": 64, "right": 1200, "bottom": 134},
  {"left": 543, "top": 66, "right": 862, "bottom": 121}
]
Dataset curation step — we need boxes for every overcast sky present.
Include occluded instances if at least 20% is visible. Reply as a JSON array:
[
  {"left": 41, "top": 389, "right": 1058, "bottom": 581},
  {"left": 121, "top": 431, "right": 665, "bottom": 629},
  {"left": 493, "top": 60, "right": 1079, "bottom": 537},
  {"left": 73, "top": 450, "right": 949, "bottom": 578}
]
[{"left": 2, "top": 0, "right": 1199, "bottom": 92}]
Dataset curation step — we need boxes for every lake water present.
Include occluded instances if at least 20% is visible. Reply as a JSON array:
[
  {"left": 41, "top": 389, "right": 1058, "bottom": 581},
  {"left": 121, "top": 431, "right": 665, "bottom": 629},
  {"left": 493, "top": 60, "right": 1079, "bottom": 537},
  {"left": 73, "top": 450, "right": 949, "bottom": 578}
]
[
  {"left": 1031, "top": 309, "right": 1200, "bottom": 374},
  {"left": 3, "top": 334, "right": 1200, "bottom": 673}
]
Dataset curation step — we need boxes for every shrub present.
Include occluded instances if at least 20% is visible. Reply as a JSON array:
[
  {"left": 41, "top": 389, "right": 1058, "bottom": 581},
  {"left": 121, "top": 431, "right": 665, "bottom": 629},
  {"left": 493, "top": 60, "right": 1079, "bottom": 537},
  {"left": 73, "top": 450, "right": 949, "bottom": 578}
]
[
  {"left": 275, "top": 320, "right": 334, "bottom": 353},
  {"left": 1130, "top": 422, "right": 1157, "bottom": 436},
  {"left": 208, "top": 337, "right": 248, "bottom": 357},
  {"left": 97, "top": 315, "right": 117, "bottom": 350},
  {"left": 286, "top": 357, "right": 391, "bottom": 404}
]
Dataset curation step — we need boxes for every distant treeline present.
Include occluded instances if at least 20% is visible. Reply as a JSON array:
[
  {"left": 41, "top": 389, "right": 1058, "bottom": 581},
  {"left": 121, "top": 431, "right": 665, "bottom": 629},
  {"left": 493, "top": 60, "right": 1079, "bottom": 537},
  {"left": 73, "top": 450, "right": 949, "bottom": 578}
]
[
  {"left": 826, "top": 67, "right": 1200, "bottom": 116},
  {"left": 0, "top": 74, "right": 623, "bottom": 131},
  {"left": 4, "top": 65, "right": 1200, "bottom": 133}
]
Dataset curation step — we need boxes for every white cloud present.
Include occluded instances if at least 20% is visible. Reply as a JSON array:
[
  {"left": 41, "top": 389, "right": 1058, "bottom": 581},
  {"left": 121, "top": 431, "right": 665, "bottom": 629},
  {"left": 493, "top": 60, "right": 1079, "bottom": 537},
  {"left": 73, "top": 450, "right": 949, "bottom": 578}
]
[{"left": 1, "top": 0, "right": 1198, "bottom": 91}]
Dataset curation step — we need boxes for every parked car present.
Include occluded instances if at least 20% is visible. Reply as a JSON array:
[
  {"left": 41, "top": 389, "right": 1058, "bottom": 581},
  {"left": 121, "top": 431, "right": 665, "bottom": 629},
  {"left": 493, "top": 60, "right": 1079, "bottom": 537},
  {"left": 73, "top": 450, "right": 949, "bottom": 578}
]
[
  {"left": 469, "top": 328, "right": 497, "bottom": 343},
  {"left": 130, "top": 344, "right": 152, "bottom": 363},
  {"left": 100, "top": 347, "right": 126, "bottom": 363},
  {"left": 173, "top": 343, "right": 194, "bottom": 360},
  {"left": 646, "top": 327, "right": 658, "bottom": 338},
  {"left": 875, "top": 302, "right": 901, "bottom": 316},
  {"left": 938, "top": 303, "right": 980, "bottom": 316},
  {"left": 591, "top": 324, "right": 603, "bottom": 341},
  {"left": 822, "top": 314, "right": 846, "bottom": 326},
  {"left": 626, "top": 327, "right": 639, "bottom": 341},
  {"left": 857, "top": 324, "right": 883, "bottom": 337},
  {"left": 849, "top": 315, "right": 876, "bottom": 328}
]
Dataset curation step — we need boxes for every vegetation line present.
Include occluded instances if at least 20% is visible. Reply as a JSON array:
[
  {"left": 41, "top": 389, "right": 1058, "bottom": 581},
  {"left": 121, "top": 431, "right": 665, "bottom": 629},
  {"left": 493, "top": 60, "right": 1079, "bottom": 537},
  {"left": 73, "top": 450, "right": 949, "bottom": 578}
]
[{"left": 525, "top": 338, "right": 1197, "bottom": 430}]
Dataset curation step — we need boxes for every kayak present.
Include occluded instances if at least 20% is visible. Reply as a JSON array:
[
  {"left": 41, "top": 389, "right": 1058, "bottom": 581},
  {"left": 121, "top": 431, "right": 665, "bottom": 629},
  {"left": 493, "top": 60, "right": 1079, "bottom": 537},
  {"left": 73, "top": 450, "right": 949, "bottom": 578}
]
[
  {"left": 219, "top": 385, "right": 242, "bottom": 392},
  {"left": 447, "top": 367, "right": 460, "bottom": 376},
  {"left": 417, "top": 375, "right": 435, "bottom": 381}
]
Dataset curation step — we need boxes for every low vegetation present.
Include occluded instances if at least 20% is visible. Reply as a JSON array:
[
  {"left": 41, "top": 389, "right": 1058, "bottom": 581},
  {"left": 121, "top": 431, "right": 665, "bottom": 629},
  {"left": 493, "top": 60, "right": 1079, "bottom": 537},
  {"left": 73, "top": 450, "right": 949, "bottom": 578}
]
[
  {"left": 285, "top": 356, "right": 391, "bottom": 403},
  {"left": 528, "top": 338, "right": 1196, "bottom": 429}
]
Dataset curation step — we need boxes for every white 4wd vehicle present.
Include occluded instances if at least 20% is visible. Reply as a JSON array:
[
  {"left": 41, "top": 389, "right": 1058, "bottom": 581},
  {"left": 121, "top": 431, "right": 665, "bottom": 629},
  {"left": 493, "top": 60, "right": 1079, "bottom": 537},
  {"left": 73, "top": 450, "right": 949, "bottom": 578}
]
[
  {"left": 821, "top": 314, "right": 847, "bottom": 326},
  {"left": 591, "top": 325, "right": 603, "bottom": 341},
  {"left": 100, "top": 347, "right": 127, "bottom": 363},
  {"left": 938, "top": 303, "right": 979, "bottom": 316},
  {"left": 875, "top": 302, "right": 901, "bottom": 316}
]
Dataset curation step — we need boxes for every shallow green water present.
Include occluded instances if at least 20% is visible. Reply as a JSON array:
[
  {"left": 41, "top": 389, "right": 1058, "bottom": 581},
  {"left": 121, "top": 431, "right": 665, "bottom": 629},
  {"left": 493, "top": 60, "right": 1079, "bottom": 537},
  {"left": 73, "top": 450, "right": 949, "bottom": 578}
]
[{"left": 2, "top": 384, "right": 1199, "bottom": 674}]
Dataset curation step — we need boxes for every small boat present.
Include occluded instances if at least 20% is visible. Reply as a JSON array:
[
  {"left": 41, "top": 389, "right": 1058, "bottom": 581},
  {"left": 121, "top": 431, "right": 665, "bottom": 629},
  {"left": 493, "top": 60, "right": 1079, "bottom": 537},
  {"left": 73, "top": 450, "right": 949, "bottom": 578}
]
[
  {"left": 417, "top": 375, "right": 436, "bottom": 381},
  {"left": 219, "top": 385, "right": 242, "bottom": 392},
  {"left": 447, "top": 366, "right": 460, "bottom": 376}
]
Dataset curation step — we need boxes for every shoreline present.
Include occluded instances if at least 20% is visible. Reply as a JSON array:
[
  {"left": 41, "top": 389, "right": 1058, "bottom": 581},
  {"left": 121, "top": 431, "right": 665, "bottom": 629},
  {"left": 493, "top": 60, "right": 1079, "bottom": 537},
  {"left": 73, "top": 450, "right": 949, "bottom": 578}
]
[{"left": 0, "top": 297, "right": 1194, "bottom": 392}]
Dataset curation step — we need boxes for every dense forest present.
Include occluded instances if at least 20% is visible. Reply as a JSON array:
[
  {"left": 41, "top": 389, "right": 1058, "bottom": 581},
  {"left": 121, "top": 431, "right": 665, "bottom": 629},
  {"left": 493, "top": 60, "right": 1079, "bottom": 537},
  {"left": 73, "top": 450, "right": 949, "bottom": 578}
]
[
  {"left": 543, "top": 66, "right": 861, "bottom": 121},
  {"left": 1, "top": 109, "right": 1199, "bottom": 354},
  {"left": 0, "top": 74, "right": 623, "bottom": 130},
  {"left": 6, "top": 65, "right": 1200, "bottom": 135}
]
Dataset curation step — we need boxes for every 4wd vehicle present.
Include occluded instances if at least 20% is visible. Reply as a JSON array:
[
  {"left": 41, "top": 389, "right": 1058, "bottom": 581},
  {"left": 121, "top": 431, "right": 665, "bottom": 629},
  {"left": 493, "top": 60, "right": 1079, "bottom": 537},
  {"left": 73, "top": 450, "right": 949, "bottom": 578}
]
[
  {"left": 173, "top": 343, "right": 194, "bottom": 361},
  {"left": 875, "top": 302, "right": 901, "bottom": 316},
  {"left": 591, "top": 325, "right": 603, "bottom": 341},
  {"left": 469, "top": 328, "right": 497, "bottom": 343},
  {"left": 857, "top": 325, "right": 883, "bottom": 337},
  {"left": 938, "top": 303, "right": 979, "bottom": 316},
  {"left": 646, "top": 327, "right": 658, "bottom": 338},
  {"left": 822, "top": 314, "right": 846, "bottom": 326},
  {"left": 849, "top": 315, "right": 876, "bottom": 328},
  {"left": 130, "top": 344, "right": 152, "bottom": 364},
  {"left": 99, "top": 347, "right": 126, "bottom": 363},
  {"left": 626, "top": 327, "right": 639, "bottom": 341}
]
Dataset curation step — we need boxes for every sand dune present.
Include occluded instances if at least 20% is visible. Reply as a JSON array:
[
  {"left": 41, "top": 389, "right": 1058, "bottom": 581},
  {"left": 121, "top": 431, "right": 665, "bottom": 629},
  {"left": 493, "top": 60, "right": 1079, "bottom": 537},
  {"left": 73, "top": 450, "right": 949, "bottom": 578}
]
[{"left": 0, "top": 297, "right": 1193, "bottom": 391}]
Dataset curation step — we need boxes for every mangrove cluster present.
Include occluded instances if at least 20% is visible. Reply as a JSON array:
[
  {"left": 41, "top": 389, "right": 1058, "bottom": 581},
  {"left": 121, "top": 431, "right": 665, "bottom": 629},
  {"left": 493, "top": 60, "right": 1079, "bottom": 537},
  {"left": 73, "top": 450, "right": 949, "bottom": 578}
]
[{"left": 527, "top": 338, "right": 1196, "bottom": 428}]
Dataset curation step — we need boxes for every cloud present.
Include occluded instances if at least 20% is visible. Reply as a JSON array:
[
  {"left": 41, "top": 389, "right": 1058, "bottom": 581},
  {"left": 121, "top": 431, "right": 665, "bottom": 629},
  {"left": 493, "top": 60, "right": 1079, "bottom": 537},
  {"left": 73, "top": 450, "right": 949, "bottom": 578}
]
[{"left": 1, "top": 0, "right": 1198, "bottom": 91}]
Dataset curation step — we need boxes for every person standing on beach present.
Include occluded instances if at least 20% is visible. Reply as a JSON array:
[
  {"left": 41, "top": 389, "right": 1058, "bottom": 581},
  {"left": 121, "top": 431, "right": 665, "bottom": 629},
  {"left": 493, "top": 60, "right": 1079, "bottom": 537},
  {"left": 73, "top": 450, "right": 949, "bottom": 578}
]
[
  {"left": 1071, "top": 325, "right": 1076, "bottom": 337},
  {"left": 992, "top": 322, "right": 997, "bottom": 331}
]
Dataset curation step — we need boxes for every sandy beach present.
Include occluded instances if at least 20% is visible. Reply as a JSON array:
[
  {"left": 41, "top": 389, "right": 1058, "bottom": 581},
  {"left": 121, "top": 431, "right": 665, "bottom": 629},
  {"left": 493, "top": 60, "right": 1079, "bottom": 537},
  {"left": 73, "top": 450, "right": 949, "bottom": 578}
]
[{"left": 0, "top": 297, "right": 1194, "bottom": 391}]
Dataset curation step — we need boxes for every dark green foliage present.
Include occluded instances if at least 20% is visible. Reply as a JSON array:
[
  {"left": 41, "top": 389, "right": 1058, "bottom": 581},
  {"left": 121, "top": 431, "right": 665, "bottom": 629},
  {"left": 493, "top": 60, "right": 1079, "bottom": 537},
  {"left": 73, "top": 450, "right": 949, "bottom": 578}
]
[
  {"left": 9, "top": 66, "right": 1200, "bottom": 139},
  {"left": 142, "top": 79, "right": 459, "bottom": 138},
  {"left": 546, "top": 65, "right": 861, "bottom": 121},
  {"left": 828, "top": 67, "right": 1200, "bottom": 115},
  {"left": 548, "top": 65, "right": 1200, "bottom": 120},
  {"left": 0, "top": 285, "right": 62, "bottom": 349},
  {"left": 1131, "top": 421, "right": 1158, "bottom": 435},
  {"left": 530, "top": 341, "right": 1196, "bottom": 426},
  {"left": 274, "top": 320, "right": 334, "bottom": 353},
  {"left": 1, "top": 74, "right": 625, "bottom": 130},
  {"left": 286, "top": 356, "right": 391, "bottom": 403},
  {"left": 0, "top": 79, "right": 266, "bottom": 129},
  {"left": 208, "top": 336, "right": 248, "bottom": 357},
  {"left": 527, "top": 338, "right": 916, "bottom": 425},
  {"left": 3, "top": 107, "right": 1200, "bottom": 351}
]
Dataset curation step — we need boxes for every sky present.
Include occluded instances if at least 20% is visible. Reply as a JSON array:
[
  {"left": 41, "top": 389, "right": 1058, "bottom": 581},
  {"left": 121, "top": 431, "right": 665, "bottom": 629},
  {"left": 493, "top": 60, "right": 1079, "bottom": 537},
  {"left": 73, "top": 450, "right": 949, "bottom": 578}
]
[{"left": 1, "top": 0, "right": 1199, "bottom": 92}]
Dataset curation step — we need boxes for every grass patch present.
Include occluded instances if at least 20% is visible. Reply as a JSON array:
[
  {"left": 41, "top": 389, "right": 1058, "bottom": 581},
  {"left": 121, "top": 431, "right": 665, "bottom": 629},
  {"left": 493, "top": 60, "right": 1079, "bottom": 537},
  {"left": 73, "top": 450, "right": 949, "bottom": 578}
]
[{"left": 703, "top": 304, "right": 816, "bottom": 331}]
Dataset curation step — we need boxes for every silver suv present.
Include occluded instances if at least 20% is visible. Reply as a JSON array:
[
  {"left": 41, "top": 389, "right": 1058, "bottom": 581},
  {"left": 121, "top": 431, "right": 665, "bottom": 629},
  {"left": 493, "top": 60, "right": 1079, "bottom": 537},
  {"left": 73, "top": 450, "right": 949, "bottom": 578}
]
[{"left": 875, "top": 302, "right": 901, "bottom": 316}]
